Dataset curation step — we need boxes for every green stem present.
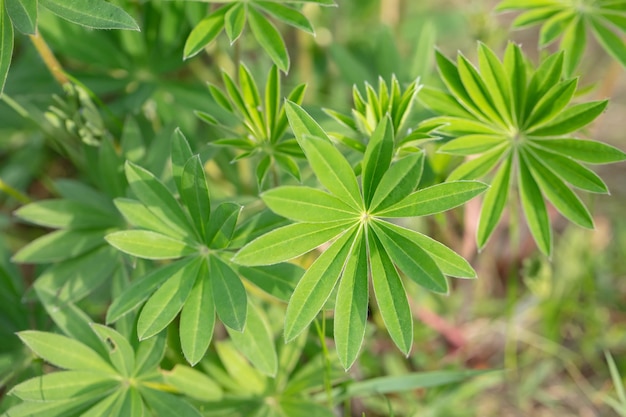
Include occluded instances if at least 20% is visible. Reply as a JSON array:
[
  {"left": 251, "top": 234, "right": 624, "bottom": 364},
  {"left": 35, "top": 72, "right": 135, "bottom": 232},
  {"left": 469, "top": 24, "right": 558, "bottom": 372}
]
[
  {"left": 314, "top": 315, "right": 333, "bottom": 409},
  {"left": 0, "top": 178, "right": 31, "bottom": 204}
]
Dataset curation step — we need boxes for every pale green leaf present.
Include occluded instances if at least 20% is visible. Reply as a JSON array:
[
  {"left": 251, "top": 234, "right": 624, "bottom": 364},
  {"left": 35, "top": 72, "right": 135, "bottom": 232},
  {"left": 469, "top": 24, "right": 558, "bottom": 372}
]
[
  {"left": 38, "top": 0, "right": 139, "bottom": 30},
  {"left": 9, "top": 371, "right": 117, "bottom": 401},
  {"left": 477, "top": 155, "right": 512, "bottom": 249},
  {"left": 248, "top": 5, "right": 289, "bottom": 72},
  {"left": 285, "top": 100, "right": 330, "bottom": 142},
  {"left": 161, "top": 365, "right": 222, "bottom": 401},
  {"left": 183, "top": 7, "right": 227, "bottom": 59},
  {"left": 91, "top": 324, "right": 135, "bottom": 378},
  {"left": 224, "top": 3, "right": 245, "bottom": 43},
  {"left": 518, "top": 157, "right": 552, "bottom": 255},
  {"left": 262, "top": 186, "right": 358, "bottom": 223},
  {"left": 105, "top": 230, "right": 196, "bottom": 260}
]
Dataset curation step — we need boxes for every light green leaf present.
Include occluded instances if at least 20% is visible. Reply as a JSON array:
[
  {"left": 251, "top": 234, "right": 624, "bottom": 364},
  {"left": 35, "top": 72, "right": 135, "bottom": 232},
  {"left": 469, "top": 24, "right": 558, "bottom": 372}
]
[
  {"left": 372, "top": 221, "right": 448, "bottom": 293},
  {"left": 362, "top": 115, "right": 394, "bottom": 205},
  {"left": 180, "top": 261, "right": 215, "bottom": 366},
  {"left": 285, "top": 100, "right": 330, "bottom": 142},
  {"left": 0, "top": 3, "right": 13, "bottom": 96},
  {"left": 181, "top": 156, "right": 211, "bottom": 240},
  {"left": 107, "top": 259, "right": 195, "bottom": 324},
  {"left": 369, "top": 152, "right": 424, "bottom": 213},
  {"left": 334, "top": 233, "right": 368, "bottom": 370},
  {"left": 224, "top": 3, "right": 245, "bottom": 44},
  {"left": 114, "top": 198, "right": 188, "bottom": 240},
  {"left": 238, "top": 63, "right": 265, "bottom": 134},
  {"left": 299, "top": 135, "right": 363, "bottom": 210},
  {"left": 125, "top": 161, "right": 195, "bottom": 239},
  {"left": 539, "top": 9, "right": 574, "bottom": 46},
  {"left": 477, "top": 42, "right": 512, "bottom": 123},
  {"left": 134, "top": 333, "right": 166, "bottom": 376},
  {"left": 12, "top": 229, "right": 105, "bottom": 264},
  {"left": 9, "top": 371, "right": 117, "bottom": 401},
  {"left": 518, "top": 157, "right": 552, "bottom": 255},
  {"left": 236, "top": 263, "right": 301, "bottom": 302},
  {"left": 503, "top": 42, "right": 527, "bottom": 123},
  {"left": 560, "top": 17, "right": 585, "bottom": 75},
  {"left": 14, "top": 199, "right": 119, "bottom": 229},
  {"left": 256, "top": 1, "right": 314, "bottom": 34},
  {"left": 38, "top": 0, "right": 139, "bottom": 30},
  {"left": 248, "top": 5, "right": 289, "bottom": 72},
  {"left": 591, "top": 16, "right": 626, "bottom": 68},
  {"left": 210, "top": 255, "right": 247, "bottom": 331},
  {"left": 418, "top": 87, "right": 475, "bottom": 119},
  {"left": 531, "top": 138, "right": 626, "bottom": 164},
  {"left": 522, "top": 149, "right": 594, "bottom": 229},
  {"left": 284, "top": 226, "right": 358, "bottom": 342},
  {"left": 477, "top": 155, "right": 512, "bottom": 249},
  {"left": 378, "top": 181, "right": 488, "bottom": 218},
  {"left": 262, "top": 186, "right": 358, "bottom": 223},
  {"left": 140, "top": 388, "right": 203, "bottom": 417},
  {"left": 438, "top": 134, "right": 507, "bottom": 156},
  {"left": 137, "top": 257, "right": 201, "bottom": 340},
  {"left": 528, "top": 100, "right": 608, "bottom": 136},
  {"left": 447, "top": 145, "right": 508, "bottom": 181},
  {"left": 524, "top": 78, "right": 577, "bottom": 128},
  {"left": 457, "top": 53, "right": 505, "bottom": 127},
  {"left": 529, "top": 145, "right": 608, "bottom": 193},
  {"left": 6, "top": 0, "right": 36, "bottom": 34},
  {"left": 265, "top": 65, "right": 280, "bottom": 137},
  {"left": 121, "top": 116, "right": 145, "bottom": 163},
  {"left": 183, "top": 7, "right": 227, "bottom": 59},
  {"left": 80, "top": 390, "right": 123, "bottom": 417},
  {"left": 369, "top": 232, "right": 413, "bottom": 355},
  {"left": 233, "top": 221, "right": 352, "bottom": 266},
  {"left": 228, "top": 301, "right": 277, "bottom": 376},
  {"left": 18, "top": 331, "right": 116, "bottom": 374},
  {"left": 162, "top": 365, "right": 222, "bottom": 401},
  {"left": 377, "top": 221, "right": 475, "bottom": 278},
  {"left": 105, "top": 230, "right": 196, "bottom": 260},
  {"left": 91, "top": 324, "right": 135, "bottom": 378},
  {"left": 2, "top": 398, "right": 99, "bottom": 417},
  {"left": 214, "top": 341, "right": 266, "bottom": 394}
]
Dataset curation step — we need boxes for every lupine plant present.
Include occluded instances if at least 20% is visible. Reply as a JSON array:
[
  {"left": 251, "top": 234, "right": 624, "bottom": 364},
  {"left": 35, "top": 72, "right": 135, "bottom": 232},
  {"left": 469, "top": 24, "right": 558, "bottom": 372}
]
[{"left": 1, "top": 0, "right": 625, "bottom": 416}]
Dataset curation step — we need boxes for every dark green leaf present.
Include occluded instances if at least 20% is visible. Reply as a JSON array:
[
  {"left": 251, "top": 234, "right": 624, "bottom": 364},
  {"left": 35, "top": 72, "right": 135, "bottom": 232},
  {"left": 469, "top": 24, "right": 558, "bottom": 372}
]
[
  {"left": 477, "top": 155, "right": 512, "bottom": 249},
  {"left": 171, "top": 128, "right": 194, "bottom": 195},
  {"left": 206, "top": 202, "right": 241, "bottom": 248},
  {"left": 236, "top": 263, "right": 301, "bottom": 302},
  {"left": 181, "top": 156, "right": 211, "bottom": 240},
  {"left": 591, "top": 16, "right": 626, "bottom": 68},
  {"left": 531, "top": 138, "right": 626, "bottom": 164},
  {"left": 6, "top": 0, "right": 36, "bottom": 34},
  {"left": 518, "top": 155, "right": 552, "bottom": 255},
  {"left": 370, "top": 152, "right": 424, "bottom": 212},
  {"left": 362, "top": 115, "right": 394, "bottom": 205}
]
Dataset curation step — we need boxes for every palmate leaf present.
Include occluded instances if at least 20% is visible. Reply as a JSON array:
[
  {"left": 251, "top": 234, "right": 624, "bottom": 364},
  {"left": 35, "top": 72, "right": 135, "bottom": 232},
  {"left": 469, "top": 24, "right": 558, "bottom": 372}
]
[
  {"left": 234, "top": 110, "right": 484, "bottom": 367},
  {"left": 497, "top": 0, "right": 626, "bottom": 73},
  {"left": 422, "top": 43, "right": 625, "bottom": 254}
]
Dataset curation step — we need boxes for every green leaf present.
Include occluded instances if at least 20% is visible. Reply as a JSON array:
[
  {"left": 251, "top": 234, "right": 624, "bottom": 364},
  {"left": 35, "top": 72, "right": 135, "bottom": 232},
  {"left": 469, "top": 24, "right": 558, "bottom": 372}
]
[
  {"left": 33, "top": 245, "right": 118, "bottom": 303},
  {"left": 162, "top": 365, "right": 222, "bottom": 401},
  {"left": 369, "top": 232, "right": 413, "bottom": 355},
  {"left": 9, "top": 371, "right": 117, "bottom": 401},
  {"left": 369, "top": 152, "right": 424, "bottom": 213},
  {"left": 12, "top": 229, "right": 105, "bottom": 264},
  {"left": 0, "top": 3, "right": 13, "bottom": 96},
  {"left": 140, "top": 388, "right": 203, "bottom": 417},
  {"left": 38, "top": 0, "right": 139, "bottom": 30},
  {"left": 121, "top": 116, "right": 145, "bottom": 163},
  {"left": 334, "top": 233, "right": 368, "bottom": 370},
  {"left": 181, "top": 156, "right": 211, "bottom": 240},
  {"left": 233, "top": 221, "right": 352, "bottom": 266},
  {"left": 457, "top": 53, "right": 504, "bottom": 127},
  {"left": 284, "top": 226, "right": 358, "bottom": 342},
  {"left": 125, "top": 161, "right": 195, "bottom": 239},
  {"left": 372, "top": 221, "right": 448, "bottom": 293},
  {"left": 114, "top": 198, "right": 188, "bottom": 240},
  {"left": 528, "top": 100, "right": 608, "bottom": 136},
  {"left": 236, "top": 263, "right": 301, "bottom": 302},
  {"left": 285, "top": 100, "right": 330, "bottom": 142},
  {"left": 362, "top": 115, "right": 394, "bottom": 205},
  {"left": 206, "top": 202, "right": 241, "bottom": 248},
  {"left": 418, "top": 87, "right": 474, "bottom": 119},
  {"left": 6, "top": 0, "right": 36, "bottom": 34},
  {"left": 14, "top": 199, "right": 119, "bottom": 229},
  {"left": 528, "top": 145, "right": 609, "bottom": 193},
  {"left": 210, "top": 256, "right": 247, "bottom": 331},
  {"left": 561, "top": 17, "right": 586, "bottom": 75},
  {"left": 518, "top": 157, "right": 552, "bottom": 255},
  {"left": 435, "top": 50, "right": 485, "bottom": 122},
  {"left": 183, "top": 7, "right": 227, "bottom": 59},
  {"left": 531, "top": 138, "right": 626, "bottom": 164},
  {"left": 91, "top": 324, "right": 135, "bottom": 378},
  {"left": 590, "top": 16, "right": 626, "bottom": 68},
  {"left": 134, "top": 333, "right": 166, "bottom": 376},
  {"left": 107, "top": 257, "right": 194, "bottom": 325},
  {"left": 524, "top": 78, "right": 577, "bottom": 129},
  {"left": 18, "top": 331, "right": 116, "bottom": 374},
  {"left": 503, "top": 42, "right": 527, "bottom": 123},
  {"left": 299, "top": 135, "right": 363, "bottom": 210},
  {"left": 262, "top": 186, "right": 358, "bottom": 223},
  {"left": 248, "top": 5, "right": 289, "bottom": 72},
  {"left": 105, "top": 230, "right": 196, "bottom": 260},
  {"left": 171, "top": 128, "right": 194, "bottom": 195},
  {"left": 378, "top": 221, "right": 476, "bottom": 278},
  {"left": 378, "top": 181, "right": 488, "bottom": 218},
  {"left": 538, "top": 10, "right": 574, "bottom": 46},
  {"left": 522, "top": 149, "right": 594, "bottom": 229},
  {"left": 224, "top": 3, "right": 245, "bottom": 44},
  {"left": 137, "top": 257, "right": 202, "bottom": 340},
  {"left": 238, "top": 63, "right": 265, "bottom": 134},
  {"left": 447, "top": 145, "right": 508, "bottom": 181},
  {"left": 3, "top": 399, "right": 99, "bottom": 417},
  {"left": 228, "top": 301, "right": 277, "bottom": 376},
  {"left": 477, "top": 155, "right": 512, "bottom": 249},
  {"left": 255, "top": 2, "right": 314, "bottom": 34},
  {"left": 265, "top": 65, "right": 280, "bottom": 137},
  {"left": 438, "top": 134, "right": 507, "bottom": 156},
  {"left": 180, "top": 262, "right": 214, "bottom": 365},
  {"left": 477, "top": 42, "right": 512, "bottom": 123}
]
